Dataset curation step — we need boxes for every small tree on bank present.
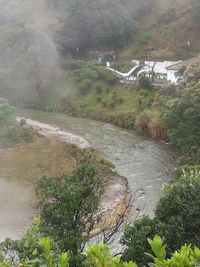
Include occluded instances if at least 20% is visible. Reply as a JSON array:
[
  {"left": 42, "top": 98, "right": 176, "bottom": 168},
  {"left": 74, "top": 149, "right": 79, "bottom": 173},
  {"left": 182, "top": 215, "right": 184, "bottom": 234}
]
[{"left": 36, "top": 154, "right": 104, "bottom": 267}]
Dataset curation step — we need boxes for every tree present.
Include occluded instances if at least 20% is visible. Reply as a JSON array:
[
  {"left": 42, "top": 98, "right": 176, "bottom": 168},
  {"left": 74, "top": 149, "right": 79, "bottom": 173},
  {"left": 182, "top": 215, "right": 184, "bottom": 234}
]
[
  {"left": 162, "top": 82, "right": 200, "bottom": 158},
  {"left": 0, "top": 98, "right": 16, "bottom": 131},
  {"left": 154, "top": 168, "right": 200, "bottom": 254},
  {"left": 0, "top": 98, "right": 21, "bottom": 144},
  {"left": 36, "top": 154, "right": 104, "bottom": 267}
]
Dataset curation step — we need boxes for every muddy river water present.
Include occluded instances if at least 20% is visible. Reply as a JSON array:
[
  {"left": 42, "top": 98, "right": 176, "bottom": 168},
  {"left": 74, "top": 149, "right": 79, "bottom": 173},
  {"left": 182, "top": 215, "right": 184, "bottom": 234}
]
[{"left": 0, "top": 108, "right": 177, "bottom": 240}]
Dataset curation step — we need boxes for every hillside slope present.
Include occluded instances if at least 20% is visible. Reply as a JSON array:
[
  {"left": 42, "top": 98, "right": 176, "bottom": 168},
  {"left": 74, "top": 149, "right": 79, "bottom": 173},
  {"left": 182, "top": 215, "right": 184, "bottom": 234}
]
[{"left": 121, "top": 0, "right": 200, "bottom": 59}]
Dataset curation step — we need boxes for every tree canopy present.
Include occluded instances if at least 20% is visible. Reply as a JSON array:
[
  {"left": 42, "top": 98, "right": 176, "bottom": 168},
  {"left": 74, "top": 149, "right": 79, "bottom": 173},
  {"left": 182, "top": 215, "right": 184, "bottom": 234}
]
[
  {"left": 36, "top": 155, "right": 104, "bottom": 266},
  {"left": 162, "top": 81, "right": 200, "bottom": 159}
]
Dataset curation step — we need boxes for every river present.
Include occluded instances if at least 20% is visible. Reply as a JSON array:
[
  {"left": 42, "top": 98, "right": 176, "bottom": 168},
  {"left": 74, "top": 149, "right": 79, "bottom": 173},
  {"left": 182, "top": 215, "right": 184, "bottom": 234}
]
[
  {"left": 0, "top": 108, "right": 177, "bottom": 241},
  {"left": 17, "top": 109, "right": 177, "bottom": 214}
]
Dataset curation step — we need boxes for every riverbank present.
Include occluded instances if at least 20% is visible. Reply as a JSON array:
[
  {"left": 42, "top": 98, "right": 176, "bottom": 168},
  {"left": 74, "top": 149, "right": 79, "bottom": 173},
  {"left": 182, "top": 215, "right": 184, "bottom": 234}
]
[
  {"left": 0, "top": 117, "right": 128, "bottom": 240},
  {"left": 22, "top": 117, "right": 129, "bottom": 222},
  {"left": 17, "top": 108, "right": 177, "bottom": 217}
]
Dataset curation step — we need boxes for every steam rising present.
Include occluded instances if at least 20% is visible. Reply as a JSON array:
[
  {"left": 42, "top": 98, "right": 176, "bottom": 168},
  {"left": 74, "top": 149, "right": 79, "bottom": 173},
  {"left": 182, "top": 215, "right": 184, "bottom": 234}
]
[{"left": 0, "top": 0, "right": 60, "bottom": 103}]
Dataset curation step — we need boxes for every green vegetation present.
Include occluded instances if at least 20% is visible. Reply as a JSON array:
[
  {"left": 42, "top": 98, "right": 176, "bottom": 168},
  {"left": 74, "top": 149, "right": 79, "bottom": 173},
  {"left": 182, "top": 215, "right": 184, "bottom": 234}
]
[
  {"left": 0, "top": 97, "right": 16, "bottom": 134},
  {"left": 36, "top": 154, "right": 104, "bottom": 266},
  {"left": 0, "top": 218, "right": 69, "bottom": 267},
  {"left": 30, "top": 57, "right": 200, "bottom": 161},
  {"left": 111, "top": 61, "right": 135, "bottom": 73},
  {"left": 138, "top": 76, "right": 153, "bottom": 90},
  {"left": 78, "top": 79, "right": 92, "bottom": 95},
  {"left": 28, "top": 56, "right": 199, "bottom": 161},
  {"left": 31, "top": 60, "right": 158, "bottom": 132},
  {"left": 121, "top": 216, "right": 156, "bottom": 266},
  {"left": 85, "top": 235, "right": 200, "bottom": 267},
  {"left": 0, "top": 2, "right": 200, "bottom": 266},
  {"left": 121, "top": 166, "right": 200, "bottom": 266},
  {"left": 161, "top": 81, "right": 200, "bottom": 160},
  {"left": 0, "top": 98, "right": 35, "bottom": 147},
  {"left": 1, "top": 221, "right": 200, "bottom": 267}
]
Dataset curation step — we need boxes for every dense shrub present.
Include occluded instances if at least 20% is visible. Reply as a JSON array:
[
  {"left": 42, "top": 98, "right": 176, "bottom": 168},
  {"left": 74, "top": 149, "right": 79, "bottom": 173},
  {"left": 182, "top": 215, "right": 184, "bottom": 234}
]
[
  {"left": 97, "top": 67, "right": 118, "bottom": 84},
  {"left": 78, "top": 79, "right": 92, "bottom": 95},
  {"left": 0, "top": 98, "right": 35, "bottom": 146},
  {"left": 2, "top": 227, "right": 200, "bottom": 267},
  {"left": 80, "top": 67, "right": 99, "bottom": 81},
  {"left": 162, "top": 82, "right": 200, "bottom": 158},
  {"left": 135, "top": 31, "right": 151, "bottom": 46},
  {"left": 0, "top": 98, "right": 16, "bottom": 135},
  {"left": 121, "top": 216, "right": 156, "bottom": 266},
  {"left": 96, "top": 96, "right": 102, "bottom": 103},
  {"left": 138, "top": 76, "right": 152, "bottom": 90},
  {"left": 154, "top": 168, "right": 200, "bottom": 254},
  {"left": 106, "top": 92, "right": 118, "bottom": 107},
  {"left": 122, "top": 167, "right": 200, "bottom": 265},
  {"left": 95, "top": 85, "right": 103, "bottom": 94}
]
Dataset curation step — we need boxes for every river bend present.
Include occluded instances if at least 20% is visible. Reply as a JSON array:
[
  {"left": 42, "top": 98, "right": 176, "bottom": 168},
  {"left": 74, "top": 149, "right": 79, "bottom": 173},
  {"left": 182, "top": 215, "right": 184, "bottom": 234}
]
[{"left": 17, "top": 109, "right": 177, "bottom": 216}]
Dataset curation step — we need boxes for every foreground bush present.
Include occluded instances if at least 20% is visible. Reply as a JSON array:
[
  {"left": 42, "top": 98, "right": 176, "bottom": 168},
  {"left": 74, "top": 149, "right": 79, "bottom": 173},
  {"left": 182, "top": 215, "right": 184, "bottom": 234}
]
[
  {"left": 1, "top": 230, "right": 200, "bottom": 267},
  {"left": 122, "top": 167, "right": 200, "bottom": 265}
]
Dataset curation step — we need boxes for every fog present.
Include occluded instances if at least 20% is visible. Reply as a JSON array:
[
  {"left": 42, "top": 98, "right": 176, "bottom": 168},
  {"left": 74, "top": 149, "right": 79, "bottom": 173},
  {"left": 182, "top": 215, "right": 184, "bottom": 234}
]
[
  {"left": 0, "top": 0, "right": 60, "bottom": 103},
  {"left": 0, "top": 0, "right": 152, "bottom": 104}
]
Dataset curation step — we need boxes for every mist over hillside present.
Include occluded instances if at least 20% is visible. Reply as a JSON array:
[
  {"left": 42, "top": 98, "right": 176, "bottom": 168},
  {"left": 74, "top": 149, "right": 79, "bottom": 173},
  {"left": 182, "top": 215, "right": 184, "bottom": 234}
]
[
  {"left": 0, "top": 0, "right": 153, "bottom": 103},
  {"left": 1, "top": 0, "right": 199, "bottom": 104},
  {"left": 0, "top": 0, "right": 60, "bottom": 103},
  {"left": 48, "top": 0, "right": 152, "bottom": 53}
]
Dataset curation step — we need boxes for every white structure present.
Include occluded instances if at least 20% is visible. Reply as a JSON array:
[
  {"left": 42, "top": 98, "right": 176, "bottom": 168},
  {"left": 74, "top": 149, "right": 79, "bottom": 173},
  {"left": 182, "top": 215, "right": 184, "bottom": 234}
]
[
  {"left": 137, "top": 61, "right": 182, "bottom": 84},
  {"left": 106, "top": 58, "right": 200, "bottom": 84},
  {"left": 107, "top": 56, "right": 200, "bottom": 84},
  {"left": 106, "top": 60, "right": 140, "bottom": 78}
]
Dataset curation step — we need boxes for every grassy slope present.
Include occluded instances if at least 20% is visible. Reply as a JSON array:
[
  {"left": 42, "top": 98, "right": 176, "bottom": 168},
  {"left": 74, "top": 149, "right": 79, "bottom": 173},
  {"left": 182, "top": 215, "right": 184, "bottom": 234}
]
[
  {"left": 68, "top": 78, "right": 159, "bottom": 120},
  {"left": 36, "top": 67, "right": 162, "bottom": 136}
]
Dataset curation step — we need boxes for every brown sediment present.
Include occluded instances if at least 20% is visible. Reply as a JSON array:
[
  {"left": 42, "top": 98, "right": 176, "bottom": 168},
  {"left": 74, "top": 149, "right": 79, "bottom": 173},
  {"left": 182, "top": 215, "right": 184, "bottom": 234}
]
[
  {"left": 134, "top": 119, "right": 166, "bottom": 140},
  {"left": 146, "top": 120, "right": 166, "bottom": 139},
  {"left": 98, "top": 174, "right": 128, "bottom": 232},
  {"left": 79, "top": 111, "right": 166, "bottom": 141},
  {"left": 92, "top": 200, "right": 127, "bottom": 236}
]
